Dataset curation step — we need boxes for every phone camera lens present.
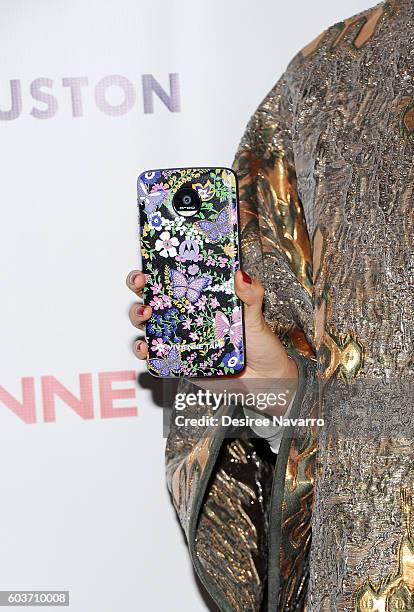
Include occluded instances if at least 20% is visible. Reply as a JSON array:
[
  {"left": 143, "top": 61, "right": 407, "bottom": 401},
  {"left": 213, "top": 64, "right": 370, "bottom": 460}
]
[{"left": 172, "top": 187, "right": 201, "bottom": 217}]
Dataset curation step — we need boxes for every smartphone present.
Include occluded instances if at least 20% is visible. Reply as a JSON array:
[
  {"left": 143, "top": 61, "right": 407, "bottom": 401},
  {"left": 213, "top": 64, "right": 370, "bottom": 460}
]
[{"left": 137, "top": 167, "right": 245, "bottom": 378}]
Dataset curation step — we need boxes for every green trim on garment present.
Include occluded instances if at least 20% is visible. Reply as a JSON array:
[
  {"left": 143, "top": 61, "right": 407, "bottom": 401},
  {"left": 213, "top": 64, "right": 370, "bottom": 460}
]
[
  {"left": 186, "top": 400, "right": 239, "bottom": 612},
  {"left": 184, "top": 351, "right": 310, "bottom": 612},
  {"left": 267, "top": 349, "right": 310, "bottom": 610}
]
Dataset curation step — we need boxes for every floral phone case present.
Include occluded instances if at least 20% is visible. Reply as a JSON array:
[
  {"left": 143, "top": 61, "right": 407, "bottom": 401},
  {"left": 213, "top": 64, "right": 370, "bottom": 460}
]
[{"left": 137, "top": 167, "right": 245, "bottom": 378}]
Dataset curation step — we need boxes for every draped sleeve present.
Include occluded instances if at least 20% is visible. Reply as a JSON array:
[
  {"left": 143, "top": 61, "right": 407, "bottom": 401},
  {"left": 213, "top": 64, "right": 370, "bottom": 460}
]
[{"left": 165, "top": 66, "right": 318, "bottom": 612}]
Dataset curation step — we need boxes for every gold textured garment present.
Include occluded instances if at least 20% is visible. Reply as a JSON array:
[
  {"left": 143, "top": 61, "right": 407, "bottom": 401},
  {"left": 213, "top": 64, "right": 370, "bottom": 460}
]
[{"left": 165, "top": 1, "right": 414, "bottom": 609}]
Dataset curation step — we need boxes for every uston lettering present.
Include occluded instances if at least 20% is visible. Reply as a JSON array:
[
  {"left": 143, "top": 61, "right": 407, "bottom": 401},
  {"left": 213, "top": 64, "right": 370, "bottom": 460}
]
[{"left": 0, "top": 73, "right": 181, "bottom": 120}]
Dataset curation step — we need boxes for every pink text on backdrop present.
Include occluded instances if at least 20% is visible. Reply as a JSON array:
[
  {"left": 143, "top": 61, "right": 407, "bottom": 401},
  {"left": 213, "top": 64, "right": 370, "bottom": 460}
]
[{"left": 0, "top": 371, "right": 139, "bottom": 423}]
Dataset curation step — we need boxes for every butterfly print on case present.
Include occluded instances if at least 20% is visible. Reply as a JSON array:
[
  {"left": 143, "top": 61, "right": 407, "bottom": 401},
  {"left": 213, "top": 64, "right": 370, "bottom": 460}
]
[
  {"left": 193, "top": 206, "right": 231, "bottom": 243},
  {"left": 148, "top": 345, "right": 182, "bottom": 377},
  {"left": 137, "top": 177, "right": 168, "bottom": 221},
  {"left": 215, "top": 309, "right": 243, "bottom": 348},
  {"left": 138, "top": 167, "right": 245, "bottom": 377},
  {"left": 170, "top": 269, "right": 212, "bottom": 303}
]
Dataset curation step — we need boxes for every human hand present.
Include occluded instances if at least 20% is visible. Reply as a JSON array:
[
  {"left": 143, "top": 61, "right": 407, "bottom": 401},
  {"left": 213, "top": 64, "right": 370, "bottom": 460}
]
[{"left": 126, "top": 269, "right": 298, "bottom": 413}]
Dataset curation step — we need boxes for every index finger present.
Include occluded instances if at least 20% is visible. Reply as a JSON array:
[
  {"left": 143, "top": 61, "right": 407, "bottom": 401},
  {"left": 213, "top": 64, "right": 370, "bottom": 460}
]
[{"left": 126, "top": 270, "right": 147, "bottom": 295}]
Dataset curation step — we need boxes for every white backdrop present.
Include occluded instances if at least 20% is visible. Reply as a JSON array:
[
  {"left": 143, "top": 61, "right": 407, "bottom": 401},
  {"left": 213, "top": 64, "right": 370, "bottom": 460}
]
[{"left": 1, "top": 1, "right": 373, "bottom": 610}]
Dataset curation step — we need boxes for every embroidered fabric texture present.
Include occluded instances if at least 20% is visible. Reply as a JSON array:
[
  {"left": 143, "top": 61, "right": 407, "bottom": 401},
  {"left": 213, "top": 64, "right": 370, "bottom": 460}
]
[{"left": 165, "top": 1, "right": 414, "bottom": 610}]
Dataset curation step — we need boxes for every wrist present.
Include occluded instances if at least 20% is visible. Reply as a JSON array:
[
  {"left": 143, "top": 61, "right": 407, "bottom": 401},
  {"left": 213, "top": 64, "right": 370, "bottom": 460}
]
[{"left": 280, "top": 355, "right": 299, "bottom": 381}]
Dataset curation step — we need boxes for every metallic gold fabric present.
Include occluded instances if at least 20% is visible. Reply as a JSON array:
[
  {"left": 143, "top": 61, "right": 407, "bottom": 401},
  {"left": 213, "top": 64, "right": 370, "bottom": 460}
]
[
  {"left": 194, "top": 437, "right": 274, "bottom": 611},
  {"left": 165, "top": 1, "right": 414, "bottom": 609},
  {"left": 354, "top": 489, "right": 414, "bottom": 610},
  {"left": 288, "top": 0, "right": 414, "bottom": 608}
]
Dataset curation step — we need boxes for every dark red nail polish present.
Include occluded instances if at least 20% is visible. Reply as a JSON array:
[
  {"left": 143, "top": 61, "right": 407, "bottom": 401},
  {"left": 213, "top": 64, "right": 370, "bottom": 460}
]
[
  {"left": 128, "top": 271, "right": 141, "bottom": 286},
  {"left": 136, "top": 305, "right": 146, "bottom": 316},
  {"left": 241, "top": 270, "right": 252, "bottom": 284}
]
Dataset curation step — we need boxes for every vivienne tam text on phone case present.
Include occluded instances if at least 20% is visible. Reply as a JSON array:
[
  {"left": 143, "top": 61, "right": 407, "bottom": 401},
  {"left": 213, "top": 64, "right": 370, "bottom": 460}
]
[{"left": 137, "top": 167, "right": 245, "bottom": 378}]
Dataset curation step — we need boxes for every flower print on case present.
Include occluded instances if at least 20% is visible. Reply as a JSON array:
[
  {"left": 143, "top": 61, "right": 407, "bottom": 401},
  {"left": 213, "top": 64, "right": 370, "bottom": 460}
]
[
  {"left": 188, "top": 264, "right": 199, "bottom": 276},
  {"left": 192, "top": 179, "right": 215, "bottom": 201},
  {"left": 151, "top": 337, "right": 169, "bottom": 357},
  {"left": 151, "top": 182, "right": 169, "bottom": 192},
  {"left": 141, "top": 170, "right": 161, "bottom": 185},
  {"left": 155, "top": 231, "right": 179, "bottom": 258},
  {"left": 148, "top": 212, "right": 163, "bottom": 230},
  {"left": 137, "top": 167, "right": 244, "bottom": 377},
  {"left": 222, "top": 348, "right": 244, "bottom": 373}
]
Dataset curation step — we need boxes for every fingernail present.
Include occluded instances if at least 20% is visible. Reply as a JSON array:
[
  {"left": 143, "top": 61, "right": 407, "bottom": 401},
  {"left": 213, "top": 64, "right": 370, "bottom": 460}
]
[
  {"left": 241, "top": 270, "right": 252, "bottom": 284},
  {"left": 127, "top": 271, "right": 142, "bottom": 286},
  {"left": 134, "top": 340, "right": 144, "bottom": 352},
  {"left": 136, "top": 305, "right": 146, "bottom": 316}
]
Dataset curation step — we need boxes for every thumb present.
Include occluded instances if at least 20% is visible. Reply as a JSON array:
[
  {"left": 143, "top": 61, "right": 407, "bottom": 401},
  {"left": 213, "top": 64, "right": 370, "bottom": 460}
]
[{"left": 234, "top": 270, "right": 265, "bottom": 326}]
